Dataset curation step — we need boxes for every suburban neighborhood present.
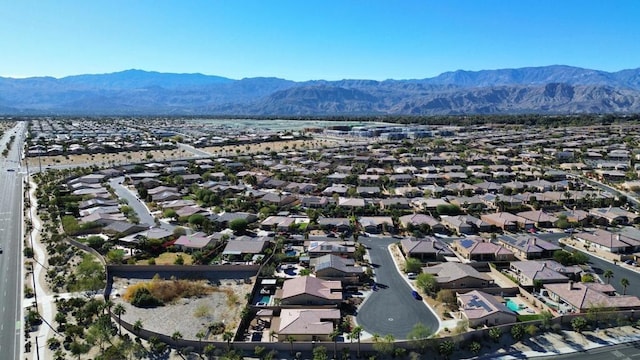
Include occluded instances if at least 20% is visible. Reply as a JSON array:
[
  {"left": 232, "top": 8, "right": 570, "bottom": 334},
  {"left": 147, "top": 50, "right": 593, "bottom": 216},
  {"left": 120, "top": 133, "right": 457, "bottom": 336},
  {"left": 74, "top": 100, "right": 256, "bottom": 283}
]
[{"left": 10, "top": 117, "right": 640, "bottom": 359}]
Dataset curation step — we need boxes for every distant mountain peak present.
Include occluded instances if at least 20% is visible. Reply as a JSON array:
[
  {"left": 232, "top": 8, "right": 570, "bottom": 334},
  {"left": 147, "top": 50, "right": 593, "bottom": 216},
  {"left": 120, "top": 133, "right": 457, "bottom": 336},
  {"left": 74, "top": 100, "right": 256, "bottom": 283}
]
[{"left": 1, "top": 65, "right": 640, "bottom": 115}]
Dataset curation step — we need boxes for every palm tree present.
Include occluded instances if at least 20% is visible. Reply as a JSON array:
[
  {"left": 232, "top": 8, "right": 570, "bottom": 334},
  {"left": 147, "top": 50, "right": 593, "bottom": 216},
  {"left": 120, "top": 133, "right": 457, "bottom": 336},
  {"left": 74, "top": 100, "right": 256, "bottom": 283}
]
[
  {"left": 133, "top": 319, "right": 143, "bottom": 338},
  {"left": 286, "top": 335, "right": 295, "bottom": 355},
  {"left": 113, "top": 303, "right": 126, "bottom": 336},
  {"left": 350, "top": 326, "right": 363, "bottom": 358},
  {"left": 621, "top": 277, "right": 630, "bottom": 295},
  {"left": 603, "top": 269, "right": 614, "bottom": 284},
  {"left": 196, "top": 330, "right": 206, "bottom": 358},
  {"left": 103, "top": 299, "right": 114, "bottom": 316},
  {"left": 203, "top": 344, "right": 216, "bottom": 360},
  {"left": 330, "top": 328, "right": 341, "bottom": 360},
  {"left": 223, "top": 331, "right": 234, "bottom": 350}
]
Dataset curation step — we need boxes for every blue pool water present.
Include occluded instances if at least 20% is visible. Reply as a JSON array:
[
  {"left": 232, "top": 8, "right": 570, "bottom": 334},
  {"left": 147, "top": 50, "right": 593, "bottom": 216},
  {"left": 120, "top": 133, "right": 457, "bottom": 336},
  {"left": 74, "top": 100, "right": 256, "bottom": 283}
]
[
  {"left": 255, "top": 295, "right": 271, "bottom": 305},
  {"left": 505, "top": 299, "right": 520, "bottom": 312},
  {"left": 285, "top": 250, "right": 297, "bottom": 256}
]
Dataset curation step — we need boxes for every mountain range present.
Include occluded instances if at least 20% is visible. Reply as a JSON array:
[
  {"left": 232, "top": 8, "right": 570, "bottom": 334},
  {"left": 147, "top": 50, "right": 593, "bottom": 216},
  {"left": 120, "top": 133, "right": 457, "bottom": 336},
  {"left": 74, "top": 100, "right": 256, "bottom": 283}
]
[{"left": 2, "top": 65, "right": 640, "bottom": 115}]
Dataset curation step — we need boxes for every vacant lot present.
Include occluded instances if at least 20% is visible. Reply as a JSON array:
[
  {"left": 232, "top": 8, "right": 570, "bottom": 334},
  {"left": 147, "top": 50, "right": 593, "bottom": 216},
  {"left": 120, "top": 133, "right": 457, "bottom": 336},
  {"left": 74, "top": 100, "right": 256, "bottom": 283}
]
[{"left": 113, "top": 276, "right": 253, "bottom": 341}]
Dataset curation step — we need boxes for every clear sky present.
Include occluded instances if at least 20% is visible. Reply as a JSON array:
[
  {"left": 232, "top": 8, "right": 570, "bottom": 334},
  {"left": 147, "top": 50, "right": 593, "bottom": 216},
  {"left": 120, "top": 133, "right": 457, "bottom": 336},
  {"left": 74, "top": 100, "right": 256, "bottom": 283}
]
[{"left": 1, "top": 0, "right": 638, "bottom": 81}]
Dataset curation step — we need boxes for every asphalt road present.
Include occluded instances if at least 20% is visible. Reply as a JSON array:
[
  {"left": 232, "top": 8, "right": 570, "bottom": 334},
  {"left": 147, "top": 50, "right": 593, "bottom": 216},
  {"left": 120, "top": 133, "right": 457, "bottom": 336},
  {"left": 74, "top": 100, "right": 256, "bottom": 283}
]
[
  {"left": 356, "top": 236, "right": 439, "bottom": 340},
  {"left": 0, "top": 121, "right": 27, "bottom": 360},
  {"left": 108, "top": 177, "right": 176, "bottom": 232}
]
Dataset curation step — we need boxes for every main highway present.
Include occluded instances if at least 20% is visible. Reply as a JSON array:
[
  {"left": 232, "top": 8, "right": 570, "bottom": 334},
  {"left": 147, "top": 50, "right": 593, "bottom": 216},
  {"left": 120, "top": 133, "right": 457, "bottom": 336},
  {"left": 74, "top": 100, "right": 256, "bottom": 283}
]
[{"left": 0, "top": 121, "right": 27, "bottom": 360}]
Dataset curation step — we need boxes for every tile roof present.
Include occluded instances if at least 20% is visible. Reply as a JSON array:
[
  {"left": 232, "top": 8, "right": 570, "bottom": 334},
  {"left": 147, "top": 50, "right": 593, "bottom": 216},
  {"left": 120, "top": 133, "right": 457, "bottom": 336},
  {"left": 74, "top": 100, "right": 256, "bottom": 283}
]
[
  {"left": 458, "top": 290, "right": 516, "bottom": 320},
  {"left": 278, "top": 309, "right": 341, "bottom": 335},
  {"left": 281, "top": 276, "right": 342, "bottom": 302}
]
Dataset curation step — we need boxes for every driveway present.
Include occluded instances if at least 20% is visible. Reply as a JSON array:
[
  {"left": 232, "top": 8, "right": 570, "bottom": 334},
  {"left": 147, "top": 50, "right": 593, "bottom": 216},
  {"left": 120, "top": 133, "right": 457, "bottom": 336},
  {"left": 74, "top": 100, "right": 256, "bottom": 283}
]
[{"left": 356, "top": 236, "right": 440, "bottom": 339}]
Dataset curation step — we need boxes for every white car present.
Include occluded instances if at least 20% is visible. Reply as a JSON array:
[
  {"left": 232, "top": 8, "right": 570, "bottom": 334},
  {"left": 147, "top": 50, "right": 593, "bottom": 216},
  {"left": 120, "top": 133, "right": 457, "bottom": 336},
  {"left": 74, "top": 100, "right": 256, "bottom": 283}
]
[{"left": 407, "top": 272, "right": 417, "bottom": 280}]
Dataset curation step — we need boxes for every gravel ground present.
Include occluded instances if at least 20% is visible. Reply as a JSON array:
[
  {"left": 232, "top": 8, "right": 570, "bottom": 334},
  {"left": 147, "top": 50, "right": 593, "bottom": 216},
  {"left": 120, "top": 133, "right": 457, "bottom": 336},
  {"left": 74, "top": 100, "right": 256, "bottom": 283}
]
[{"left": 112, "top": 277, "right": 253, "bottom": 341}]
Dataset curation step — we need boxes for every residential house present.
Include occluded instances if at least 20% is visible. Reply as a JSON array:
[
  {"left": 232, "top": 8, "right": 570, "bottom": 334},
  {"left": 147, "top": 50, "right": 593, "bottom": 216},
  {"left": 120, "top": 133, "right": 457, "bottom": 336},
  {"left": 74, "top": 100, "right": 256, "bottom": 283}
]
[
  {"left": 356, "top": 186, "right": 381, "bottom": 197},
  {"left": 120, "top": 227, "right": 173, "bottom": 245},
  {"left": 102, "top": 221, "right": 149, "bottom": 236},
  {"left": 317, "top": 218, "right": 351, "bottom": 233},
  {"left": 222, "top": 238, "right": 270, "bottom": 259},
  {"left": 423, "top": 262, "right": 494, "bottom": 289},
  {"left": 452, "top": 238, "right": 515, "bottom": 262},
  {"left": 543, "top": 282, "right": 640, "bottom": 313},
  {"left": 399, "top": 214, "right": 447, "bottom": 234},
  {"left": 379, "top": 198, "right": 411, "bottom": 210},
  {"left": 555, "top": 209, "right": 591, "bottom": 226},
  {"left": 440, "top": 215, "right": 491, "bottom": 235},
  {"left": 589, "top": 207, "right": 640, "bottom": 226},
  {"left": 497, "top": 234, "right": 561, "bottom": 259},
  {"left": 261, "top": 216, "right": 296, "bottom": 231},
  {"left": 400, "top": 237, "right": 454, "bottom": 262},
  {"left": 175, "top": 205, "right": 209, "bottom": 218},
  {"left": 481, "top": 212, "right": 531, "bottom": 232},
  {"left": 277, "top": 309, "right": 341, "bottom": 342},
  {"left": 78, "top": 198, "right": 119, "bottom": 210},
  {"left": 211, "top": 212, "right": 258, "bottom": 228},
  {"left": 278, "top": 276, "right": 342, "bottom": 306},
  {"left": 307, "top": 241, "right": 355, "bottom": 258},
  {"left": 260, "top": 193, "right": 299, "bottom": 207},
  {"left": 510, "top": 260, "right": 581, "bottom": 287},
  {"left": 311, "top": 254, "right": 364, "bottom": 283},
  {"left": 174, "top": 232, "right": 217, "bottom": 250},
  {"left": 79, "top": 212, "right": 126, "bottom": 226},
  {"left": 299, "top": 195, "right": 330, "bottom": 209},
  {"left": 573, "top": 229, "right": 640, "bottom": 254},
  {"left": 458, "top": 290, "right": 517, "bottom": 327},
  {"left": 359, "top": 216, "right": 394, "bottom": 234},
  {"left": 516, "top": 210, "right": 559, "bottom": 229}
]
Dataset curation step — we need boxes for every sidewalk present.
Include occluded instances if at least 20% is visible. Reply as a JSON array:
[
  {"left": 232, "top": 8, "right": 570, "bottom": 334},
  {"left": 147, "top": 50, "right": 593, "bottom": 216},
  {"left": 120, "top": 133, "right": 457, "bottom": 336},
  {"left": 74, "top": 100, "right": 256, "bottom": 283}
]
[
  {"left": 24, "top": 179, "right": 59, "bottom": 360},
  {"left": 489, "top": 325, "right": 640, "bottom": 359}
]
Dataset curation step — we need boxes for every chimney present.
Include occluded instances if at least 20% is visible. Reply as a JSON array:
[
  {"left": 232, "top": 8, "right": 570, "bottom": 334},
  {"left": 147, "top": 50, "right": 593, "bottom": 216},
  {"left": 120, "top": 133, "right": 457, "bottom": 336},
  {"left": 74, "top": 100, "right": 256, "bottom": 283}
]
[
  {"left": 568, "top": 281, "right": 574, "bottom": 290},
  {"left": 531, "top": 238, "right": 536, "bottom": 246}
]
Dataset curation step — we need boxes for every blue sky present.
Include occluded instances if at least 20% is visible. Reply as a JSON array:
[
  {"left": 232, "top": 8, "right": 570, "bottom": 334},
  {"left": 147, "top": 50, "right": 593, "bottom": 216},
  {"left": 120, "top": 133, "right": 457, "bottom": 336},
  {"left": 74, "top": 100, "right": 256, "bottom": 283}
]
[{"left": 1, "top": 0, "right": 638, "bottom": 81}]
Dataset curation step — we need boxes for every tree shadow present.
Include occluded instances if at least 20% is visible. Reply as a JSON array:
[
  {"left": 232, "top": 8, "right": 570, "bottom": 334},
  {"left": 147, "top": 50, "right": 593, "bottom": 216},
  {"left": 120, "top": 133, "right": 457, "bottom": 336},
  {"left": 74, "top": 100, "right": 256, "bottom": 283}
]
[
  {"left": 584, "top": 333, "right": 611, "bottom": 345},
  {"left": 562, "top": 336, "right": 586, "bottom": 352}
]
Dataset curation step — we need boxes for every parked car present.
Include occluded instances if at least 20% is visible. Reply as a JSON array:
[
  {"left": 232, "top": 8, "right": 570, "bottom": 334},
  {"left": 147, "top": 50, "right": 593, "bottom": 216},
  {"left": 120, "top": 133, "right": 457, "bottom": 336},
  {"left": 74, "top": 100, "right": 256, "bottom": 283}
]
[
  {"left": 411, "top": 290, "right": 422, "bottom": 300},
  {"left": 407, "top": 272, "right": 417, "bottom": 280}
]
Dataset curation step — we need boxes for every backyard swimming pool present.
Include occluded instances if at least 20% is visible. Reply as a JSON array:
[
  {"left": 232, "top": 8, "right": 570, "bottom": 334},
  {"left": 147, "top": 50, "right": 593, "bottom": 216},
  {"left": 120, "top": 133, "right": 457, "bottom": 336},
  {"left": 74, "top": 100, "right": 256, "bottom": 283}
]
[
  {"left": 505, "top": 298, "right": 525, "bottom": 312},
  {"left": 285, "top": 250, "right": 297, "bottom": 257},
  {"left": 255, "top": 295, "right": 271, "bottom": 306}
]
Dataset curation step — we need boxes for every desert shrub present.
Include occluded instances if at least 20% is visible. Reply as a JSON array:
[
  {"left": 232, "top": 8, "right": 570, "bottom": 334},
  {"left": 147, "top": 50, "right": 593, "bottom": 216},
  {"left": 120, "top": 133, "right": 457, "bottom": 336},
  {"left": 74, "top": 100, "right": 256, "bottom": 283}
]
[
  {"left": 194, "top": 304, "right": 211, "bottom": 318},
  {"left": 123, "top": 278, "right": 214, "bottom": 304},
  {"left": 208, "top": 322, "right": 226, "bottom": 335},
  {"left": 131, "top": 287, "right": 162, "bottom": 308}
]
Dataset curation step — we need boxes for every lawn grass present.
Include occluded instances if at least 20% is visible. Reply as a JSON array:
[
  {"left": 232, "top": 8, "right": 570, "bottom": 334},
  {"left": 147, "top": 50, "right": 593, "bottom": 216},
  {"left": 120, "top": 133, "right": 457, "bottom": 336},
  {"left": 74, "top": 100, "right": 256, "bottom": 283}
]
[
  {"left": 517, "top": 314, "right": 543, "bottom": 322},
  {"left": 137, "top": 252, "right": 194, "bottom": 265}
]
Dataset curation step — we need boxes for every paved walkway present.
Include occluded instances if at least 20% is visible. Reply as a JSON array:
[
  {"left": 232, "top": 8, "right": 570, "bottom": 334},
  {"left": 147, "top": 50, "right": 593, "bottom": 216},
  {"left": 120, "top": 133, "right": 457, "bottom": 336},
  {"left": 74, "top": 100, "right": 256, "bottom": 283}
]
[
  {"left": 488, "top": 325, "right": 640, "bottom": 359},
  {"left": 25, "top": 179, "right": 58, "bottom": 360}
]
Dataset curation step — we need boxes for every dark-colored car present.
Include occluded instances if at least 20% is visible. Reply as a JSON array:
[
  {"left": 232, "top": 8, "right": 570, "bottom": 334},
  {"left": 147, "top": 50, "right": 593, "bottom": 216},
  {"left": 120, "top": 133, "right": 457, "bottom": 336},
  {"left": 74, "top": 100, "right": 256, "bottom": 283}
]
[{"left": 411, "top": 290, "right": 422, "bottom": 300}]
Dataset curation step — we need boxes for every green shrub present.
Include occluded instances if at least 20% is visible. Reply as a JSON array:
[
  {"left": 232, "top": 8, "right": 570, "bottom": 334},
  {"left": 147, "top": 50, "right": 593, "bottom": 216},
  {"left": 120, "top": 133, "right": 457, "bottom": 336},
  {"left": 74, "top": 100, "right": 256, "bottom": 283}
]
[{"left": 131, "top": 287, "right": 162, "bottom": 308}]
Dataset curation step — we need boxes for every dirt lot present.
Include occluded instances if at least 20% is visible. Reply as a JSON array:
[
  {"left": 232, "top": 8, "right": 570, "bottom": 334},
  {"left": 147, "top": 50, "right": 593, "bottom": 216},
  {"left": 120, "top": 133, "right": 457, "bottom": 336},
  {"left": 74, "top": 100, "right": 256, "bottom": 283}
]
[
  {"left": 25, "top": 138, "right": 345, "bottom": 168},
  {"left": 112, "top": 276, "right": 253, "bottom": 341}
]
